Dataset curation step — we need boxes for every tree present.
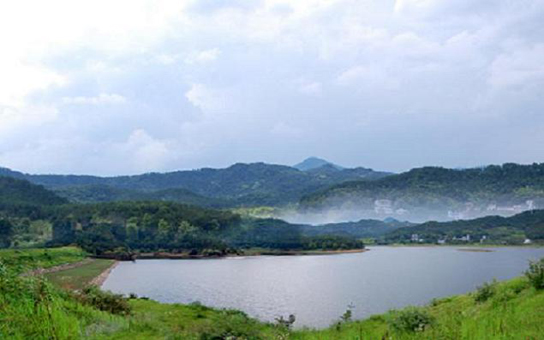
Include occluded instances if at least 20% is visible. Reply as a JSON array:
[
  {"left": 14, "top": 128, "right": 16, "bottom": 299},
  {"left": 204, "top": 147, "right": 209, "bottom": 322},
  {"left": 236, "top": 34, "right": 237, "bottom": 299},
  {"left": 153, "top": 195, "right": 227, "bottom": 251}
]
[{"left": 0, "top": 218, "right": 14, "bottom": 248}]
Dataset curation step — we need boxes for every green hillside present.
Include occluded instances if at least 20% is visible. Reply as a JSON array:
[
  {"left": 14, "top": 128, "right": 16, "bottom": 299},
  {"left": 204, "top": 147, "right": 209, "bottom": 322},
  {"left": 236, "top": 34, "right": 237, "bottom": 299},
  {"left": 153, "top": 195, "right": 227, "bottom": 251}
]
[
  {"left": 0, "top": 176, "right": 67, "bottom": 207},
  {"left": 52, "top": 184, "right": 231, "bottom": 208}
]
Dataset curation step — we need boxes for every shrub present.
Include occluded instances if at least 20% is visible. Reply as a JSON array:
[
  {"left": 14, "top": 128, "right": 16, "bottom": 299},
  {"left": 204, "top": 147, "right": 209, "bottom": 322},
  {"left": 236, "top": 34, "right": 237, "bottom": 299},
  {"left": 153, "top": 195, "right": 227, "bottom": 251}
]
[
  {"left": 474, "top": 280, "right": 497, "bottom": 303},
  {"left": 77, "top": 286, "right": 131, "bottom": 315},
  {"left": 388, "top": 307, "right": 434, "bottom": 333},
  {"left": 525, "top": 258, "right": 544, "bottom": 290},
  {"left": 275, "top": 314, "right": 296, "bottom": 330}
]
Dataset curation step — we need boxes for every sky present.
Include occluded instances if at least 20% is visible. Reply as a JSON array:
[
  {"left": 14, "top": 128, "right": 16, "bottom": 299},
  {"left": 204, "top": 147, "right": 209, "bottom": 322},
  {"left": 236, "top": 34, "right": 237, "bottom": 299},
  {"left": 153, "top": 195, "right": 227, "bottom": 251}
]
[{"left": 1, "top": 0, "right": 543, "bottom": 175}]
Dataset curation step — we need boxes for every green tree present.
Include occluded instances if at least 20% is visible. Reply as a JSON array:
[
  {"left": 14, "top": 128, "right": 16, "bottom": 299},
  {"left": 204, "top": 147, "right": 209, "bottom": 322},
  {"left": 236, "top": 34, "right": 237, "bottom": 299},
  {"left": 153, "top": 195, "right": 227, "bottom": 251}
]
[{"left": 0, "top": 218, "right": 14, "bottom": 248}]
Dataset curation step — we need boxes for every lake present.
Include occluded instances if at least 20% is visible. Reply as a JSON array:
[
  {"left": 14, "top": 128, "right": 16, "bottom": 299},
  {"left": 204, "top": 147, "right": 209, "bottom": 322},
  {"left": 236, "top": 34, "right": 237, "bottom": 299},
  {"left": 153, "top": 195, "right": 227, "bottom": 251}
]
[{"left": 102, "top": 246, "right": 544, "bottom": 328}]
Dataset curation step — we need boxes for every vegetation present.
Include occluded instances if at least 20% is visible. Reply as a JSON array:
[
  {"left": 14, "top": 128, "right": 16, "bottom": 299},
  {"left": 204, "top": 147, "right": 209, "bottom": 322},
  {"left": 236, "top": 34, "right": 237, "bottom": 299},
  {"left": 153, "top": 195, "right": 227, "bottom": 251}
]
[
  {"left": 525, "top": 258, "right": 544, "bottom": 289},
  {"left": 52, "top": 185, "right": 231, "bottom": 208},
  {"left": 0, "top": 176, "right": 67, "bottom": 206},
  {"left": 0, "top": 247, "right": 86, "bottom": 273}
]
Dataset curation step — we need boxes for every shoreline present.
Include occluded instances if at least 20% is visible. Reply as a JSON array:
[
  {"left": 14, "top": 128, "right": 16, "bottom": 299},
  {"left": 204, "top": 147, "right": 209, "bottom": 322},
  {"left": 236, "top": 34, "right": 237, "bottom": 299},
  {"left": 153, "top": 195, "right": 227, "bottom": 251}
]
[
  {"left": 90, "top": 260, "right": 119, "bottom": 287},
  {"left": 93, "top": 248, "right": 368, "bottom": 261}
]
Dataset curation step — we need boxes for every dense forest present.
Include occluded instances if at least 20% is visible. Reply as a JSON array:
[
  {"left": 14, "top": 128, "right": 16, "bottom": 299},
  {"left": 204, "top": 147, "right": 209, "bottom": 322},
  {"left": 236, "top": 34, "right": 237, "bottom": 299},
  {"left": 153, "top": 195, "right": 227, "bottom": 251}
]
[{"left": 0, "top": 176, "right": 364, "bottom": 254}]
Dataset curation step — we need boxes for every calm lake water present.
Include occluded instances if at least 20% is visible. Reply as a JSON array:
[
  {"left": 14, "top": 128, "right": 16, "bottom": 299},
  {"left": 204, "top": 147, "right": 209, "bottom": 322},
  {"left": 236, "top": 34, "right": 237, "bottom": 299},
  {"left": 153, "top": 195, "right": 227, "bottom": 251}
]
[{"left": 102, "top": 246, "right": 544, "bottom": 328}]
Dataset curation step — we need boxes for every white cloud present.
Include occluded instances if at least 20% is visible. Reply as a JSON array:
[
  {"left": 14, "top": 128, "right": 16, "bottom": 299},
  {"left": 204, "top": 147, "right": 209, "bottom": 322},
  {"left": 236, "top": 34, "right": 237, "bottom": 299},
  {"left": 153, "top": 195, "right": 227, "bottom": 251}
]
[
  {"left": 1, "top": 0, "right": 544, "bottom": 174},
  {"left": 62, "top": 93, "right": 127, "bottom": 106},
  {"left": 298, "top": 81, "right": 322, "bottom": 95},
  {"left": 184, "top": 48, "right": 221, "bottom": 65},
  {"left": 337, "top": 66, "right": 400, "bottom": 90},
  {"left": 489, "top": 44, "right": 544, "bottom": 88}
]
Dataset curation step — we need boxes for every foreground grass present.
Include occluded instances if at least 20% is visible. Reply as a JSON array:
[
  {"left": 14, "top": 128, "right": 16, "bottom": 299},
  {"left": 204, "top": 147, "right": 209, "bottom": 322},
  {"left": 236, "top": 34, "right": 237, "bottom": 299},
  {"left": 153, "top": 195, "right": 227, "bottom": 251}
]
[
  {"left": 2, "top": 247, "right": 544, "bottom": 339},
  {"left": 45, "top": 259, "right": 114, "bottom": 290}
]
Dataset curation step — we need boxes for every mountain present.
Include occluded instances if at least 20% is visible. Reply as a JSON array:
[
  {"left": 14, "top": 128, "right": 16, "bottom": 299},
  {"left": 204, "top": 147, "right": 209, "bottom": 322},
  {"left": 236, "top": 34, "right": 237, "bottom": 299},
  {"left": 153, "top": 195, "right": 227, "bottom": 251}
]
[
  {"left": 0, "top": 162, "right": 390, "bottom": 206},
  {"left": 300, "top": 163, "right": 544, "bottom": 222},
  {"left": 294, "top": 157, "right": 343, "bottom": 171},
  {"left": 300, "top": 218, "right": 413, "bottom": 239},
  {"left": 0, "top": 176, "right": 67, "bottom": 206},
  {"left": 385, "top": 209, "right": 544, "bottom": 245}
]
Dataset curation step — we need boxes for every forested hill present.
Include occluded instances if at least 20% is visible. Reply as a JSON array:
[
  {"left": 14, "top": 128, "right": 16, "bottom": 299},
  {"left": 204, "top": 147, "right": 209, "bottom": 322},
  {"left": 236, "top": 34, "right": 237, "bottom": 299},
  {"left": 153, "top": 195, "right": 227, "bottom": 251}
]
[
  {"left": 299, "top": 163, "right": 544, "bottom": 221},
  {"left": 0, "top": 162, "right": 390, "bottom": 206},
  {"left": 0, "top": 176, "right": 67, "bottom": 206},
  {"left": 385, "top": 209, "right": 544, "bottom": 245}
]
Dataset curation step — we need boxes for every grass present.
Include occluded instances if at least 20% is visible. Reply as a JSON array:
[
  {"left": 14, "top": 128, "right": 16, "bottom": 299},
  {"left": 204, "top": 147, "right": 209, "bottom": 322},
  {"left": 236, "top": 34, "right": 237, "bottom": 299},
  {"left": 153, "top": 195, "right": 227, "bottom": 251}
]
[
  {"left": 45, "top": 259, "right": 114, "bottom": 290},
  {"left": 2, "top": 247, "right": 544, "bottom": 339},
  {"left": 0, "top": 246, "right": 86, "bottom": 273}
]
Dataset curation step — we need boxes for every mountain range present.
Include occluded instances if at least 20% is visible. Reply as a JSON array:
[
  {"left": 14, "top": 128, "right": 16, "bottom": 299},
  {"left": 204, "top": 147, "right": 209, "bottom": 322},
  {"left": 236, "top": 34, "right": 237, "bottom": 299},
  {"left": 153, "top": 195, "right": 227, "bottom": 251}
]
[{"left": 0, "top": 158, "right": 391, "bottom": 207}]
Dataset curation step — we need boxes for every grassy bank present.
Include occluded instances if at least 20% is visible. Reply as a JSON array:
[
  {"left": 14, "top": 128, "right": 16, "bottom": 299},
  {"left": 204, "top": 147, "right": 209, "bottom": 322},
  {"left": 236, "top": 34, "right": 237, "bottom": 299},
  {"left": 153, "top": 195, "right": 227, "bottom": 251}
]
[
  {"left": 0, "top": 246, "right": 86, "bottom": 272},
  {"left": 2, "top": 247, "right": 544, "bottom": 339}
]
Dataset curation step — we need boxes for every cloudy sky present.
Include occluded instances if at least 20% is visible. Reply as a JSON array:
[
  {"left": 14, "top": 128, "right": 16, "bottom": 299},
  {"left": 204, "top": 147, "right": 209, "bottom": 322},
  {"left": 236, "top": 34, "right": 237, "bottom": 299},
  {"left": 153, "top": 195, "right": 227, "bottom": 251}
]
[{"left": 1, "top": 0, "right": 543, "bottom": 175}]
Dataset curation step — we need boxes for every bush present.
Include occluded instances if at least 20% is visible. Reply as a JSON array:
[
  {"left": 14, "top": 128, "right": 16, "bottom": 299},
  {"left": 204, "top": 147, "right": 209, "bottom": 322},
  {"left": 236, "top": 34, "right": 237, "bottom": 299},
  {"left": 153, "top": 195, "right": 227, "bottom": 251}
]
[
  {"left": 474, "top": 279, "right": 497, "bottom": 303},
  {"left": 388, "top": 307, "right": 434, "bottom": 333},
  {"left": 77, "top": 286, "right": 131, "bottom": 315},
  {"left": 525, "top": 258, "right": 544, "bottom": 290}
]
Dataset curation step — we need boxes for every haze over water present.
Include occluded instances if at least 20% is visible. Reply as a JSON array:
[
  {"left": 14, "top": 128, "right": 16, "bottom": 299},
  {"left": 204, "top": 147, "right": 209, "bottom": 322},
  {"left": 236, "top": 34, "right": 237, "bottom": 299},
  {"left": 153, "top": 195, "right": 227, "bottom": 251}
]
[{"left": 103, "top": 246, "right": 544, "bottom": 328}]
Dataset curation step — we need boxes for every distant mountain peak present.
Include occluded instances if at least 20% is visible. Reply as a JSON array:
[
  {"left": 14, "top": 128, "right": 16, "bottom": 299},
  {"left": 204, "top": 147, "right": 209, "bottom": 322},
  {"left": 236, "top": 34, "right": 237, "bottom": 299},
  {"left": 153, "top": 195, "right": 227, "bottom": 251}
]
[{"left": 293, "top": 157, "right": 344, "bottom": 171}]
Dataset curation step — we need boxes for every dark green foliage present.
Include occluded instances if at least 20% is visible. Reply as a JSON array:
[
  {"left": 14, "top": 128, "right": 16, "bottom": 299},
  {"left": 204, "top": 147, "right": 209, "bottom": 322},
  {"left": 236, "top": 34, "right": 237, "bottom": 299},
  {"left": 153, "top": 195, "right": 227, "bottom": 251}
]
[
  {"left": 388, "top": 307, "right": 434, "bottom": 333},
  {"left": 77, "top": 286, "right": 131, "bottom": 315},
  {"left": 0, "top": 176, "right": 67, "bottom": 206},
  {"left": 385, "top": 209, "right": 544, "bottom": 244},
  {"left": 52, "top": 185, "right": 232, "bottom": 208},
  {"left": 474, "top": 280, "right": 497, "bottom": 303},
  {"left": 0, "top": 218, "right": 14, "bottom": 248},
  {"left": 275, "top": 314, "right": 296, "bottom": 330},
  {"left": 525, "top": 258, "right": 544, "bottom": 290}
]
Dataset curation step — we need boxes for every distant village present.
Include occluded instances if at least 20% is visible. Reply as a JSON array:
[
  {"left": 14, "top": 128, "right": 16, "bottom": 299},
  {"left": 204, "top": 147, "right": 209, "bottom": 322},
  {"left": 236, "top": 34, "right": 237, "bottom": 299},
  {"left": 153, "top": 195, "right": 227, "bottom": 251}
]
[{"left": 409, "top": 233, "right": 533, "bottom": 245}]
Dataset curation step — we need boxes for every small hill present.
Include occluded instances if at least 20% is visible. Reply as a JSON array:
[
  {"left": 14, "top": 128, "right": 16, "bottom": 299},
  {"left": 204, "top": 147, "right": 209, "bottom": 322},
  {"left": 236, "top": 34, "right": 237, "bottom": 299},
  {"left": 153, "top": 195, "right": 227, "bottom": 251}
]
[
  {"left": 294, "top": 157, "right": 344, "bottom": 171},
  {"left": 301, "top": 218, "right": 413, "bottom": 239}
]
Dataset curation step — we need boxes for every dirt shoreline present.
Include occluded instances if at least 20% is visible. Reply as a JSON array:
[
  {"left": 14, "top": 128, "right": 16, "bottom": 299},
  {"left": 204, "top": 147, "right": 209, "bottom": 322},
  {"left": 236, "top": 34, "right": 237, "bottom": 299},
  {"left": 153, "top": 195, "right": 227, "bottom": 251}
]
[{"left": 90, "top": 261, "right": 119, "bottom": 287}]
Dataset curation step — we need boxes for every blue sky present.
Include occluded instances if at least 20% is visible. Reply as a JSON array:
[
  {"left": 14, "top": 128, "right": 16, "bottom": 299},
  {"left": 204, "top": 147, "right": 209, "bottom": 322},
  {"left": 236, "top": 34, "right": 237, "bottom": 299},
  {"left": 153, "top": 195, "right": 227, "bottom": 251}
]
[{"left": 1, "top": 0, "right": 543, "bottom": 175}]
